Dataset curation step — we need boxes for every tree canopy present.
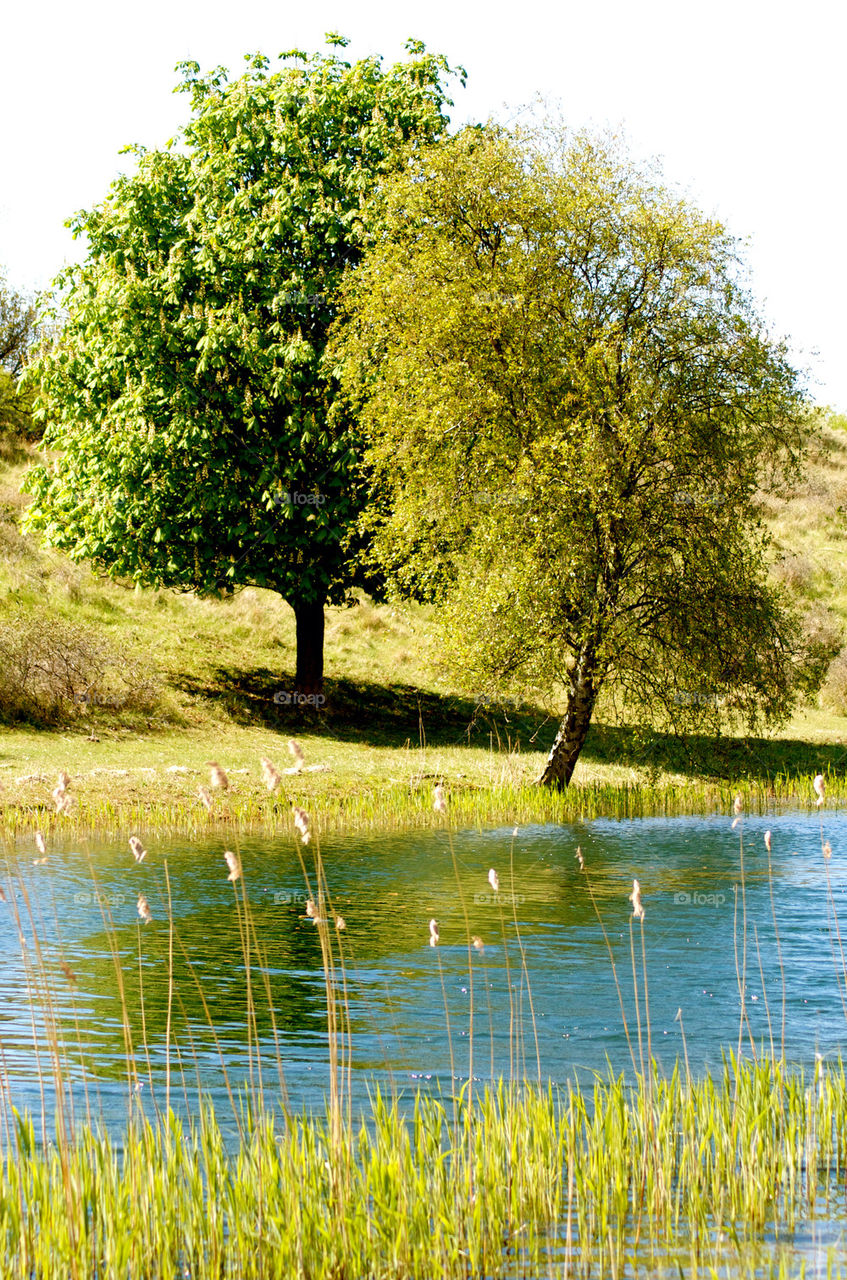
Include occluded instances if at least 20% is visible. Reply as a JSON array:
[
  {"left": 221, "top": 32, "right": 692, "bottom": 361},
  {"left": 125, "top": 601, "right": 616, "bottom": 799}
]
[
  {"left": 22, "top": 38, "right": 462, "bottom": 694},
  {"left": 0, "top": 271, "right": 37, "bottom": 438},
  {"left": 331, "top": 124, "right": 812, "bottom": 785}
]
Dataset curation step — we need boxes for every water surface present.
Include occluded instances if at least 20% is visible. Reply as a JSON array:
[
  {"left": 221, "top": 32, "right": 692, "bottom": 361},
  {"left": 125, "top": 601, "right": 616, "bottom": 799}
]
[{"left": 2, "top": 809, "right": 846, "bottom": 1130}]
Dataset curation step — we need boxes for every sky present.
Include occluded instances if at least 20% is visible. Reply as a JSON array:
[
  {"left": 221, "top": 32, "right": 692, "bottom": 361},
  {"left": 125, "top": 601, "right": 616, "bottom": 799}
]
[{"left": 1, "top": 0, "right": 845, "bottom": 407}]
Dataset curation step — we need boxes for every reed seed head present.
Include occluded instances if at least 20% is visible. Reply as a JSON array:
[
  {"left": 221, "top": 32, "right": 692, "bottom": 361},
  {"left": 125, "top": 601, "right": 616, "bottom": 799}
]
[
  {"left": 306, "top": 898, "right": 317, "bottom": 918},
  {"left": 223, "top": 850, "right": 241, "bottom": 882},
  {"left": 198, "top": 786, "right": 213, "bottom": 812},
  {"left": 764, "top": 830, "right": 772, "bottom": 853},
  {"left": 335, "top": 915, "right": 346, "bottom": 931},
  {"left": 35, "top": 833, "right": 46, "bottom": 855},
  {"left": 814, "top": 773, "right": 826, "bottom": 806},
  {"left": 429, "top": 918, "right": 439, "bottom": 946},
  {"left": 433, "top": 784, "right": 447, "bottom": 814},
  {"left": 472, "top": 935, "right": 484, "bottom": 954},
  {"left": 129, "top": 836, "right": 146, "bottom": 863},
  {"left": 260, "top": 757, "right": 281, "bottom": 792},
  {"left": 57, "top": 771, "right": 70, "bottom": 793},
  {"left": 137, "top": 894, "right": 152, "bottom": 924},
  {"left": 488, "top": 868, "right": 500, "bottom": 893},
  {"left": 289, "top": 739, "right": 305, "bottom": 771},
  {"left": 629, "top": 878, "right": 645, "bottom": 921},
  {"left": 293, "top": 806, "right": 311, "bottom": 845},
  {"left": 824, "top": 840, "right": 833, "bottom": 860},
  {"left": 209, "top": 762, "right": 229, "bottom": 790},
  {"left": 575, "top": 846, "right": 585, "bottom": 870}
]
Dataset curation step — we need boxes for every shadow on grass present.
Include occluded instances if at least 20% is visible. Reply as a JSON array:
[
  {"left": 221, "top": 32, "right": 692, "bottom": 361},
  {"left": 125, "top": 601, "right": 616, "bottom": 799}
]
[{"left": 175, "top": 665, "right": 847, "bottom": 784}]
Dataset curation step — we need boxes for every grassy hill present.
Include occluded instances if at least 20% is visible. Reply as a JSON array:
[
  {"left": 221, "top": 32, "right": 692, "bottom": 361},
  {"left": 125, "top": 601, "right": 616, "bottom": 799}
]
[{"left": 2, "top": 416, "right": 847, "bottom": 832}]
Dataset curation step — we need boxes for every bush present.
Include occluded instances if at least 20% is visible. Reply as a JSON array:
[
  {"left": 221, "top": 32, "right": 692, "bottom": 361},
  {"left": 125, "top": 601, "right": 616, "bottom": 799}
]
[
  {"left": 0, "top": 609, "right": 161, "bottom": 724},
  {"left": 820, "top": 645, "right": 847, "bottom": 715}
]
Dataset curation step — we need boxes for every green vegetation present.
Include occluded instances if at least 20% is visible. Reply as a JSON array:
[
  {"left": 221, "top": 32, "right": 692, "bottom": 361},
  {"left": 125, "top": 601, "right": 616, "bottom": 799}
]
[
  {"left": 333, "top": 123, "right": 812, "bottom": 788},
  {"left": 4, "top": 421, "right": 847, "bottom": 833},
  {"left": 20, "top": 40, "right": 461, "bottom": 695},
  {"left": 2, "top": 1062, "right": 845, "bottom": 1278}
]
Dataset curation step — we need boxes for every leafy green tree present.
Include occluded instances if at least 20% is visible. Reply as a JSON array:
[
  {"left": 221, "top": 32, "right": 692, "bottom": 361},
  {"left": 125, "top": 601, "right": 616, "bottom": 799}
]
[
  {"left": 332, "top": 125, "right": 811, "bottom": 785},
  {"left": 0, "top": 272, "right": 37, "bottom": 438},
  {"left": 23, "top": 38, "right": 461, "bottom": 695}
]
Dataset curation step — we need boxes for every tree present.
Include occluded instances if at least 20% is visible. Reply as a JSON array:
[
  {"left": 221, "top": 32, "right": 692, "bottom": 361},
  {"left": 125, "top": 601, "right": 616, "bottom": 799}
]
[
  {"left": 22, "top": 38, "right": 462, "bottom": 696},
  {"left": 0, "top": 271, "right": 37, "bottom": 437},
  {"left": 331, "top": 125, "right": 812, "bottom": 785}
]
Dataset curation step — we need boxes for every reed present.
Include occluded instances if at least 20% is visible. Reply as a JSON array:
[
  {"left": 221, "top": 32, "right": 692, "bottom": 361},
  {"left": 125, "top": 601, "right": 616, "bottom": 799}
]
[{"left": 5, "top": 771, "right": 847, "bottom": 1277}]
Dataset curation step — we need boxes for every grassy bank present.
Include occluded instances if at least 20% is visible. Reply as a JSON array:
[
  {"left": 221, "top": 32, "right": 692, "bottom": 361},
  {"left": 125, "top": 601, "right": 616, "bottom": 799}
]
[{"left": 4, "top": 427, "right": 847, "bottom": 835}]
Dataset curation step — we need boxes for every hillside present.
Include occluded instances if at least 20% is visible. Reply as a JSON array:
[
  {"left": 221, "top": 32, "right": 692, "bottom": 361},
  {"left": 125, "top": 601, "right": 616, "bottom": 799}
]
[{"left": 2, "top": 417, "right": 847, "bottom": 825}]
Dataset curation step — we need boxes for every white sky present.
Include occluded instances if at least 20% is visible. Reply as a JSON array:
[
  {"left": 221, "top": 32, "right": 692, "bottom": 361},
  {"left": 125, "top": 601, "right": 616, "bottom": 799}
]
[{"left": 2, "top": 0, "right": 845, "bottom": 407}]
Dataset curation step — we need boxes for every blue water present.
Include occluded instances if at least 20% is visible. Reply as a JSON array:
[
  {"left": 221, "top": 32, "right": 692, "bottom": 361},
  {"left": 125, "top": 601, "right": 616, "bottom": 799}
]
[{"left": 1, "top": 809, "right": 845, "bottom": 1133}]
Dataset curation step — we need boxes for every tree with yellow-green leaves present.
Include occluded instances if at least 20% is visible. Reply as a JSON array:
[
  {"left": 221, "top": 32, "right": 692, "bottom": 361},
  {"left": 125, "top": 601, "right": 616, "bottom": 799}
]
[{"left": 331, "top": 124, "right": 813, "bottom": 787}]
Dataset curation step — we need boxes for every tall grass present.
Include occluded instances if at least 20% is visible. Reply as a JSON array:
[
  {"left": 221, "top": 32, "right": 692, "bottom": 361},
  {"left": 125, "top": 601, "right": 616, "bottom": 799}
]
[{"left": 5, "top": 786, "right": 847, "bottom": 1277}]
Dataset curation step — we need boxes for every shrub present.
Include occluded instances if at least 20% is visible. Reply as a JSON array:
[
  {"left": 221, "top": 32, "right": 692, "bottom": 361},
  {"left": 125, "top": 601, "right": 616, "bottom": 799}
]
[
  {"left": 820, "top": 645, "right": 847, "bottom": 715},
  {"left": 0, "top": 609, "right": 161, "bottom": 724}
]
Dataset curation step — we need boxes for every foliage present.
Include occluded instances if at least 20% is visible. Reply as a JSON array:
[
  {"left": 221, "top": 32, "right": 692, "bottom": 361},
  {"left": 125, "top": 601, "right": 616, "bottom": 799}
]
[
  {"left": 0, "top": 272, "right": 38, "bottom": 439},
  {"left": 332, "top": 123, "right": 812, "bottom": 784},
  {"left": 21, "top": 40, "right": 462, "bottom": 687},
  {"left": 0, "top": 607, "right": 161, "bottom": 725}
]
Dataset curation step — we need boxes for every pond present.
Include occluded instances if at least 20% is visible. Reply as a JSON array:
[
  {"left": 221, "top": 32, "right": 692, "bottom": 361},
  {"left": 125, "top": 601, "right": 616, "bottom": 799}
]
[{"left": 2, "top": 807, "right": 846, "bottom": 1134}]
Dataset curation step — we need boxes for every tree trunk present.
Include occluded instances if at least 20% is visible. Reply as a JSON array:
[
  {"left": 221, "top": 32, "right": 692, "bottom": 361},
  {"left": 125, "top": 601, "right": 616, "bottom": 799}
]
[
  {"left": 293, "top": 598, "right": 325, "bottom": 699},
  {"left": 536, "top": 663, "right": 598, "bottom": 789}
]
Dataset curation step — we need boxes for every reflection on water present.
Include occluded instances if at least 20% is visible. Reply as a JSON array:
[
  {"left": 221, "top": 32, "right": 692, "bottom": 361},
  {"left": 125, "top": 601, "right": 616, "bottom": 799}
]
[{"left": 2, "top": 810, "right": 847, "bottom": 1131}]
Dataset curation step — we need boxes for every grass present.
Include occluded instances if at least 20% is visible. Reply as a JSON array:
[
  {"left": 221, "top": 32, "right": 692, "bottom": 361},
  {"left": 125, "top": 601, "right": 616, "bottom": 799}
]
[
  {"left": 1, "top": 1060, "right": 845, "bottom": 1279},
  {"left": 4, "top": 805, "right": 847, "bottom": 1279},
  {"left": 4, "top": 422, "right": 847, "bottom": 836}
]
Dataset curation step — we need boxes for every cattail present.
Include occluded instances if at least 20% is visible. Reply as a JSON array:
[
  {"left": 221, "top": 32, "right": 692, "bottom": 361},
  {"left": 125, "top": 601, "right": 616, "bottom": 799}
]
[
  {"left": 629, "top": 878, "right": 645, "bottom": 921},
  {"left": 488, "top": 868, "right": 500, "bottom": 893},
  {"left": 429, "top": 918, "right": 439, "bottom": 946},
  {"left": 814, "top": 774, "right": 826, "bottom": 806},
  {"left": 35, "top": 833, "right": 46, "bottom": 855},
  {"left": 209, "top": 762, "right": 229, "bottom": 790},
  {"left": 57, "top": 771, "right": 70, "bottom": 793},
  {"left": 137, "top": 894, "right": 152, "bottom": 924},
  {"left": 54, "top": 792, "right": 74, "bottom": 816},
  {"left": 198, "top": 786, "right": 213, "bottom": 813},
  {"left": 129, "top": 836, "right": 146, "bottom": 863},
  {"left": 764, "top": 830, "right": 772, "bottom": 854},
  {"left": 293, "top": 806, "right": 311, "bottom": 845},
  {"left": 335, "top": 916, "right": 346, "bottom": 931},
  {"left": 824, "top": 840, "right": 833, "bottom": 860},
  {"left": 472, "top": 935, "right": 484, "bottom": 954},
  {"left": 433, "top": 784, "right": 447, "bottom": 814},
  {"left": 260, "top": 757, "right": 281, "bottom": 792},
  {"left": 288, "top": 739, "right": 305, "bottom": 772},
  {"left": 575, "top": 846, "right": 585, "bottom": 870},
  {"left": 223, "top": 850, "right": 241, "bottom": 882}
]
